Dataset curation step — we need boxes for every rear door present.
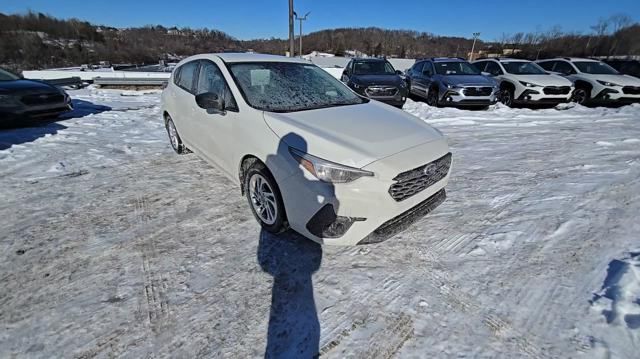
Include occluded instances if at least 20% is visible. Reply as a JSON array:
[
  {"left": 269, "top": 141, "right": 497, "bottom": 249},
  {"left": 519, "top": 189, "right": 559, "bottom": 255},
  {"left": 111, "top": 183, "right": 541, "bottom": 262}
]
[{"left": 171, "top": 60, "right": 200, "bottom": 148}]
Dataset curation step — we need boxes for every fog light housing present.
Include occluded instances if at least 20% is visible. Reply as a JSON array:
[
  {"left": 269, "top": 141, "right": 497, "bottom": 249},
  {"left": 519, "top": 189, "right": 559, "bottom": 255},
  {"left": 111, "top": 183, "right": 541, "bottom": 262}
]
[{"left": 306, "top": 204, "right": 365, "bottom": 238}]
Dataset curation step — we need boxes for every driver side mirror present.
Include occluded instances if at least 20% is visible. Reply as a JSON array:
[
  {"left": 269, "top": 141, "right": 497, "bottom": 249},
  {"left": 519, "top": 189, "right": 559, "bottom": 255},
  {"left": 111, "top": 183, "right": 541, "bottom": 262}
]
[
  {"left": 395, "top": 70, "right": 403, "bottom": 75},
  {"left": 481, "top": 71, "right": 492, "bottom": 77},
  {"left": 195, "top": 92, "right": 225, "bottom": 112}
]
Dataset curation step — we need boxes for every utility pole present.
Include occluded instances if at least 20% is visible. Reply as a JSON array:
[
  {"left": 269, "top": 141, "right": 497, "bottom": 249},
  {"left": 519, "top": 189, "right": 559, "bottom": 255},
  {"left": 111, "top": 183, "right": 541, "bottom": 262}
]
[
  {"left": 294, "top": 11, "right": 310, "bottom": 58},
  {"left": 288, "top": 0, "right": 295, "bottom": 57},
  {"left": 469, "top": 32, "right": 480, "bottom": 61}
]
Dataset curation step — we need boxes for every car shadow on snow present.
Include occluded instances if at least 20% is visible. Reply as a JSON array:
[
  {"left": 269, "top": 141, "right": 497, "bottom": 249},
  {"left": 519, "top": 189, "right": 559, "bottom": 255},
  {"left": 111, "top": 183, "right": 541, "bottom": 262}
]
[
  {"left": 0, "top": 99, "right": 111, "bottom": 150},
  {"left": 257, "top": 132, "right": 338, "bottom": 358}
]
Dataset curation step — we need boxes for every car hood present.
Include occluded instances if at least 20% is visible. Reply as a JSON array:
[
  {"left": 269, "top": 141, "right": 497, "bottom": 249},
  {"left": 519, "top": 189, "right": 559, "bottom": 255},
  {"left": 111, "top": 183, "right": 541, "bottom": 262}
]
[
  {"left": 516, "top": 74, "right": 573, "bottom": 86},
  {"left": 263, "top": 101, "right": 444, "bottom": 168},
  {"left": 584, "top": 74, "right": 640, "bottom": 86},
  {"left": 351, "top": 74, "right": 403, "bottom": 87},
  {"left": 0, "top": 79, "right": 59, "bottom": 95},
  {"left": 441, "top": 75, "right": 495, "bottom": 86}
]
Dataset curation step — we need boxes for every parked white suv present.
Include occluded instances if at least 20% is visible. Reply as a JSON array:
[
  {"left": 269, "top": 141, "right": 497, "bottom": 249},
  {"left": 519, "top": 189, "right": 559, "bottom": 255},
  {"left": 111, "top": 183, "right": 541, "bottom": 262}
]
[
  {"left": 536, "top": 58, "right": 640, "bottom": 105},
  {"left": 161, "top": 53, "right": 452, "bottom": 245},
  {"left": 472, "top": 58, "right": 573, "bottom": 107}
]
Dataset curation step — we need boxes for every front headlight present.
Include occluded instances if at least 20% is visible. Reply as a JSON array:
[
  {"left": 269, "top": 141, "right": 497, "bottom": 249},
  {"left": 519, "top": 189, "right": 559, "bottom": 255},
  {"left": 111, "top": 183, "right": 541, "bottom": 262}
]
[
  {"left": 519, "top": 81, "right": 541, "bottom": 88},
  {"left": 597, "top": 80, "right": 621, "bottom": 87},
  {"left": 289, "top": 148, "right": 374, "bottom": 183},
  {"left": 351, "top": 82, "right": 362, "bottom": 89},
  {"left": 0, "top": 94, "right": 21, "bottom": 108}
]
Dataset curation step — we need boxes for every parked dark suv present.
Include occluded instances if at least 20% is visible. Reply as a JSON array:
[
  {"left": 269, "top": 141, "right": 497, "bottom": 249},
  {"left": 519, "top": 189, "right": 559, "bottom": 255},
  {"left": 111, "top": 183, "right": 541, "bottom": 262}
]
[
  {"left": 0, "top": 68, "right": 72, "bottom": 122},
  {"left": 340, "top": 58, "right": 407, "bottom": 108},
  {"left": 406, "top": 57, "right": 498, "bottom": 109}
]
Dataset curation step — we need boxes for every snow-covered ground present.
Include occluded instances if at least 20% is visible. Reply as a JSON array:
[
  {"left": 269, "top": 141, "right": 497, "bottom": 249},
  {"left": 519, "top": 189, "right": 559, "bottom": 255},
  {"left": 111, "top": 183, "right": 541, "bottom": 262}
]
[{"left": 1, "top": 87, "right": 639, "bottom": 358}]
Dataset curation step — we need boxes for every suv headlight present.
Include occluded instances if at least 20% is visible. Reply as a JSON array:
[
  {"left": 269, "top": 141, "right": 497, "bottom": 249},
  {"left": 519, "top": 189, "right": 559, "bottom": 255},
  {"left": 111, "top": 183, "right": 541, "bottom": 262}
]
[
  {"left": 351, "top": 82, "right": 362, "bottom": 89},
  {"left": 519, "top": 81, "right": 541, "bottom": 88},
  {"left": 289, "top": 148, "right": 374, "bottom": 183},
  {"left": 445, "top": 82, "right": 461, "bottom": 89},
  {"left": 0, "top": 94, "right": 21, "bottom": 108},
  {"left": 597, "top": 80, "right": 621, "bottom": 87}
]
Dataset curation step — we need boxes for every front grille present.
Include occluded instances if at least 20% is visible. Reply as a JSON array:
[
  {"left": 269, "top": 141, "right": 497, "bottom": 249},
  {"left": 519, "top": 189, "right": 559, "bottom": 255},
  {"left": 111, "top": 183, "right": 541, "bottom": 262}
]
[
  {"left": 21, "top": 93, "right": 64, "bottom": 106},
  {"left": 358, "top": 189, "right": 446, "bottom": 245},
  {"left": 365, "top": 86, "right": 398, "bottom": 97},
  {"left": 622, "top": 86, "right": 640, "bottom": 95},
  {"left": 543, "top": 86, "right": 571, "bottom": 95},
  {"left": 463, "top": 87, "right": 492, "bottom": 96},
  {"left": 389, "top": 152, "right": 452, "bottom": 202}
]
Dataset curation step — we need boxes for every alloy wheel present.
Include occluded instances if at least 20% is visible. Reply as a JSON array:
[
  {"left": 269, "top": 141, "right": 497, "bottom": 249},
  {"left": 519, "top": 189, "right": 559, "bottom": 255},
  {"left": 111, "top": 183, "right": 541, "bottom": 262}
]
[
  {"left": 167, "top": 120, "right": 180, "bottom": 150},
  {"left": 427, "top": 89, "right": 438, "bottom": 107},
  {"left": 249, "top": 174, "right": 278, "bottom": 225},
  {"left": 573, "top": 88, "right": 588, "bottom": 105},
  {"left": 500, "top": 89, "right": 513, "bottom": 107}
]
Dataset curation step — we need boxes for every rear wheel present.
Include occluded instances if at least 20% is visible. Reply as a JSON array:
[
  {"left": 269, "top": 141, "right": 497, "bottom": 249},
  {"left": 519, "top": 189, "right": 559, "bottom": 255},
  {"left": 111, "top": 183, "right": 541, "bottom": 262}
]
[
  {"left": 426, "top": 87, "right": 439, "bottom": 107},
  {"left": 245, "top": 163, "right": 288, "bottom": 233},
  {"left": 165, "top": 115, "right": 186, "bottom": 154}
]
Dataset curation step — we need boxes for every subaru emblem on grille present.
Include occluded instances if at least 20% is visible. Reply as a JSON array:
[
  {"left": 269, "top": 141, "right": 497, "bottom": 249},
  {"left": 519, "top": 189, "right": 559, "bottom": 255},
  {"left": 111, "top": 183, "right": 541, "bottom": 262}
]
[{"left": 423, "top": 163, "right": 437, "bottom": 177}]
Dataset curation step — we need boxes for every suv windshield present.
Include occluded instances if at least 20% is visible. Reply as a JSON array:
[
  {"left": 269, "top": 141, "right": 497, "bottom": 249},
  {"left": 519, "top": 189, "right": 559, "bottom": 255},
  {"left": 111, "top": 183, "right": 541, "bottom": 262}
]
[
  {"left": 0, "top": 68, "right": 20, "bottom": 81},
  {"left": 502, "top": 62, "right": 547, "bottom": 75},
  {"left": 574, "top": 61, "right": 619, "bottom": 75},
  {"left": 434, "top": 62, "right": 479, "bottom": 75},
  {"left": 229, "top": 62, "right": 366, "bottom": 113},
  {"left": 353, "top": 61, "right": 395, "bottom": 75}
]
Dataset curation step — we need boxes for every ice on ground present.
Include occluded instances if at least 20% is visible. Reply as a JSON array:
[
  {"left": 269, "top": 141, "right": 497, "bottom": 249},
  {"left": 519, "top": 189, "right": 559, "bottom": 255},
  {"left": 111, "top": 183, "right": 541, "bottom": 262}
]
[{"left": 1, "top": 91, "right": 639, "bottom": 358}]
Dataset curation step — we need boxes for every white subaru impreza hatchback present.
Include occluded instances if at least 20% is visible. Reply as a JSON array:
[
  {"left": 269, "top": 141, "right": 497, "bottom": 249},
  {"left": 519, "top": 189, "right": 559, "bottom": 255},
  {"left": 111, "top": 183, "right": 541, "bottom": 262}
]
[{"left": 161, "top": 53, "right": 452, "bottom": 245}]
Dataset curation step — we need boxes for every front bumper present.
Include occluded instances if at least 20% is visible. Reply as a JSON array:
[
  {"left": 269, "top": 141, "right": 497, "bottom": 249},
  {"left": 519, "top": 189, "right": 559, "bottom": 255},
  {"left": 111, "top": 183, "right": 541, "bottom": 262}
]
[
  {"left": 592, "top": 87, "right": 640, "bottom": 104},
  {"left": 1, "top": 102, "right": 73, "bottom": 121},
  {"left": 278, "top": 139, "right": 451, "bottom": 246},
  {"left": 355, "top": 85, "right": 408, "bottom": 107},
  {"left": 515, "top": 87, "right": 572, "bottom": 104},
  {"left": 439, "top": 86, "right": 498, "bottom": 107}
]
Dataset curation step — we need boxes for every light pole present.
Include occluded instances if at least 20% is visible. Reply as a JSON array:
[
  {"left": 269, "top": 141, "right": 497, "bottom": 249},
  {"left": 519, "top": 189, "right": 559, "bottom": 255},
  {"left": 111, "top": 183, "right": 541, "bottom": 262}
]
[
  {"left": 469, "top": 32, "right": 480, "bottom": 61},
  {"left": 294, "top": 11, "right": 310, "bottom": 58},
  {"left": 288, "top": 0, "right": 295, "bottom": 57}
]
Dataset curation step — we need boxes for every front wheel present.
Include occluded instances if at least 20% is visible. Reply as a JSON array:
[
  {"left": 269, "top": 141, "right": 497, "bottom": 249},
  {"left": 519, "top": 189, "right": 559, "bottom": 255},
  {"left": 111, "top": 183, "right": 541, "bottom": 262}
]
[
  {"left": 572, "top": 87, "right": 590, "bottom": 105},
  {"left": 426, "top": 87, "right": 439, "bottom": 107},
  {"left": 245, "top": 163, "right": 288, "bottom": 233},
  {"left": 500, "top": 88, "right": 515, "bottom": 107}
]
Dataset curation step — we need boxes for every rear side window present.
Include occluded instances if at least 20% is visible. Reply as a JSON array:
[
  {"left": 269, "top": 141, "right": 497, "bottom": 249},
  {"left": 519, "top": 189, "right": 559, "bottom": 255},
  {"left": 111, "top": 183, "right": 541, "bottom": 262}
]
[
  {"left": 176, "top": 61, "right": 199, "bottom": 93},
  {"left": 538, "top": 61, "right": 555, "bottom": 71},
  {"left": 553, "top": 61, "right": 576, "bottom": 75},
  {"left": 473, "top": 61, "right": 487, "bottom": 72},
  {"left": 485, "top": 61, "right": 503, "bottom": 76}
]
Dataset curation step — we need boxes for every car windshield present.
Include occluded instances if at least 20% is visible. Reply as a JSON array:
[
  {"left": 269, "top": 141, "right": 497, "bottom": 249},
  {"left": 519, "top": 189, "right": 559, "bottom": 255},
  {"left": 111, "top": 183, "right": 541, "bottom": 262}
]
[
  {"left": 0, "top": 68, "right": 20, "bottom": 81},
  {"left": 574, "top": 61, "right": 619, "bottom": 75},
  {"left": 228, "top": 62, "right": 367, "bottom": 113},
  {"left": 353, "top": 61, "right": 396, "bottom": 75},
  {"left": 502, "top": 62, "right": 547, "bottom": 75},
  {"left": 434, "top": 62, "right": 479, "bottom": 75}
]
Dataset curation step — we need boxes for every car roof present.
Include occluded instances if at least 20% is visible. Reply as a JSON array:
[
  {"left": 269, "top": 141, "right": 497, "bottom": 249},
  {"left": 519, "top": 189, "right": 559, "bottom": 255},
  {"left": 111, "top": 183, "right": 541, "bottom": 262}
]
[
  {"left": 214, "top": 52, "right": 309, "bottom": 64},
  {"left": 431, "top": 57, "right": 466, "bottom": 63},
  {"left": 538, "top": 57, "right": 598, "bottom": 62}
]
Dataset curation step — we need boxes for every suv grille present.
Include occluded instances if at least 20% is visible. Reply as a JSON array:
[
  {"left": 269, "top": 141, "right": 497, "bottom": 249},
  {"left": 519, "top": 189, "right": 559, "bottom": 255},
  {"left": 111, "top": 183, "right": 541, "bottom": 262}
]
[
  {"left": 543, "top": 86, "right": 571, "bottom": 95},
  {"left": 21, "top": 93, "right": 64, "bottom": 106},
  {"left": 365, "top": 86, "right": 398, "bottom": 97},
  {"left": 622, "top": 86, "right": 640, "bottom": 95},
  {"left": 389, "top": 152, "right": 452, "bottom": 202},
  {"left": 463, "top": 87, "right": 492, "bottom": 96}
]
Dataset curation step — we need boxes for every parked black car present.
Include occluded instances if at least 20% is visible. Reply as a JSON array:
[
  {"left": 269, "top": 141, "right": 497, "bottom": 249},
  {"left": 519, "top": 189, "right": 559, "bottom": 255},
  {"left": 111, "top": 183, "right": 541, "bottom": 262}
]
[
  {"left": 602, "top": 59, "right": 640, "bottom": 79},
  {"left": 340, "top": 58, "right": 407, "bottom": 108},
  {"left": 0, "top": 68, "right": 72, "bottom": 121}
]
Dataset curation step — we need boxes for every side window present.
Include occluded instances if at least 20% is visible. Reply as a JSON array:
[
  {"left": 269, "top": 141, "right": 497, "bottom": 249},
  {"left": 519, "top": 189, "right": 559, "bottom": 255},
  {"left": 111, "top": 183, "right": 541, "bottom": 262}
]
[
  {"left": 485, "top": 61, "right": 503, "bottom": 76},
  {"left": 411, "top": 62, "right": 423, "bottom": 75},
  {"left": 538, "top": 61, "right": 555, "bottom": 71},
  {"left": 423, "top": 62, "right": 434, "bottom": 76},
  {"left": 177, "top": 61, "right": 199, "bottom": 93},
  {"left": 196, "top": 60, "right": 238, "bottom": 111},
  {"left": 172, "top": 66, "right": 182, "bottom": 86},
  {"left": 347, "top": 61, "right": 354, "bottom": 75},
  {"left": 554, "top": 61, "right": 576, "bottom": 75},
  {"left": 473, "top": 61, "right": 487, "bottom": 72}
]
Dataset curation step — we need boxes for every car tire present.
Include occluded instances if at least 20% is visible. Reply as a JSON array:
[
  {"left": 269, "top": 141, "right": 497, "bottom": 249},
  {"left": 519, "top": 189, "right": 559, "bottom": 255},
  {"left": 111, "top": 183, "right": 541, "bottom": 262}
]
[
  {"left": 572, "top": 86, "right": 590, "bottom": 105},
  {"left": 426, "top": 87, "right": 439, "bottom": 107},
  {"left": 245, "top": 163, "right": 288, "bottom": 234},
  {"left": 165, "top": 115, "right": 186, "bottom": 154},
  {"left": 500, "top": 87, "right": 515, "bottom": 107}
]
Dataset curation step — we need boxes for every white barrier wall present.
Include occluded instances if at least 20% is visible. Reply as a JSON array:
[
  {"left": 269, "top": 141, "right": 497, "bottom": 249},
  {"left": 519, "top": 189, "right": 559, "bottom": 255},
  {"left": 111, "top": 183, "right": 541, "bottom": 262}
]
[{"left": 23, "top": 69, "right": 171, "bottom": 81}]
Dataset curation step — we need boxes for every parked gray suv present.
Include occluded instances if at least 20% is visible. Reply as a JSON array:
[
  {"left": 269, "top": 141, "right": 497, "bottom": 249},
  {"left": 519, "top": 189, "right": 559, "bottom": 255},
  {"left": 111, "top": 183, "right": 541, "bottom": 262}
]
[{"left": 406, "top": 57, "right": 498, "bottom": 109}]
